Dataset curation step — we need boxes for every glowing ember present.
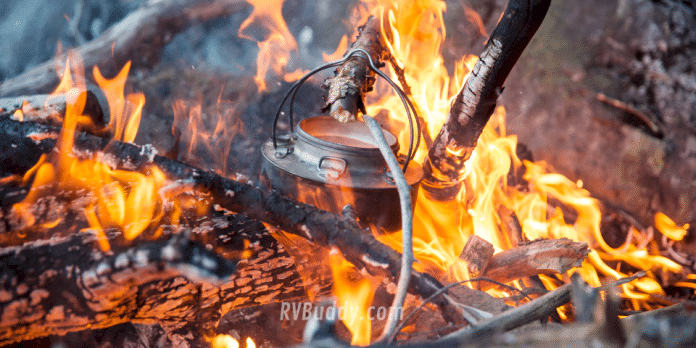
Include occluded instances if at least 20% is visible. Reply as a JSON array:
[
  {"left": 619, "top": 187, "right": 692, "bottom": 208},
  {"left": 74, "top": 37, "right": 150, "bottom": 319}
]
[{"left": 211, "top": 334, "right": 255, "bottom": 348}]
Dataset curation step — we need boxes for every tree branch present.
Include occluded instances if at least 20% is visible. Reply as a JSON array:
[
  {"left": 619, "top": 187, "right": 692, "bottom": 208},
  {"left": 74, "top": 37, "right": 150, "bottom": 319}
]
[{"left": 421, "top": 0, "right": 552, "bottom": 200}]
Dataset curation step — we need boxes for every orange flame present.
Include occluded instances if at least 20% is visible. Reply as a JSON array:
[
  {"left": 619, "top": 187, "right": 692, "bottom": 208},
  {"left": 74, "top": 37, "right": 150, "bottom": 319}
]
[
  {"left": 93, "top": 61, "right": 146, "bottom": 143},
  {"left": 239, "top": 0, "right": 304, "bottom": 91},
  {"left": 655, "top": 212, "right": 690, "bottom": 241},
  {"left": 349, "top": 0, "right": 684, "bottom": 312},
  {"left": 211, "top": 334, "right": 255, "bottom": 348},
  {"left": 171, "top": 89, "right": 245, "bottom": 177},
  {"left": 11, "top": 53, "right": 209, "bottom": 251},
  {"left": 329, "top": 250, "right": 378, "bottom": 346}
]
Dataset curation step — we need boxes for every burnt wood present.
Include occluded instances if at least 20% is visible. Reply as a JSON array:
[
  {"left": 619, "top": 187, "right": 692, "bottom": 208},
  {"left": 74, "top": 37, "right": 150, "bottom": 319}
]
[
  {"left": 322, "top": 16, "right": 388, "bottom": 123},
  {"left": 0, "top": 214, "right": 308, "bottom": 346},
  {"left": 422, "top": 0, "right": 552, "bottom": 200},
  {"left": 0, "top": 116, "right": 472, "bottom": 325},
  {"left": 0, "top": 91, "right": 105, "bottom": 135}
]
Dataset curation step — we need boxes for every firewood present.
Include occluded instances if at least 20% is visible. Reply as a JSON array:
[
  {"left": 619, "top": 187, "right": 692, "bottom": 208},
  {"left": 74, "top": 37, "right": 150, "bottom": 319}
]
[
  {"left": 0, "top": 0, "right": 249, "bottom": 98},
  {"left": 0, "top": 116, "right": 472, "bottom": 325},
  {"left": 481, "top": 238, "right": 590, "bottom": 289},
  {"left": 421, "top": 0, "right": 552, "bottom": 200},
  {"left": 0, "top": 214, "right": 310, "bottom": 346},
  {"left": 323, "top": 16, "right": 388, "bottom": 123},
  {"left": 0, "top": 91, "right": 104, "bottom": 133},
  {"left": 459, "top": 235, "right": 494, "bottom": 287}
]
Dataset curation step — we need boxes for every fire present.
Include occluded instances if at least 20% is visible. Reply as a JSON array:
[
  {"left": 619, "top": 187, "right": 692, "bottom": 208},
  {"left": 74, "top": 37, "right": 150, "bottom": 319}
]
[
  {"left": 93, "top": 61, "right": 145, "bottom": 143},
  {"left": 655, "top": 211, "right": 690, "bottom": 242},
  {"left": 329, "top": 250, "right": 379, "bottom": 346},
  {"left": 349, "top": 0, "right": 686, "bottom": 314},
  {"left": 239, "top": 0, "right": 305, "bottom": 91},
  {"left": 171, "top": 89, "right": 245, "bottom": 177},
  {"left": 10, "top": 53, "right": 209, "bottom": 251},
  {"left": 211, "top": 335, "right": 256, "bottom": 348}
]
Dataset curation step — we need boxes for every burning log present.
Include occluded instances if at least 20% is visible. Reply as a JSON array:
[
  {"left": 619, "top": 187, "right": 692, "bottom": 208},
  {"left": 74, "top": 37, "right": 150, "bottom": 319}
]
[
  {"left": 0, "top": 116, "right": 478, "bottom": 325},
  {"left": 323, "top": 16, "right": 388, "bottom": 123},
  {"left": 0, "top": 0, "right": 249, "bottom": 97},
  {"left": 482, "top": 238, "right": 590, "bottom": 289},
  {"left": 421, "top": 0, "right": 552, "bottom": 200},
  {"left": 458, "top": 235, "right": 494, "bottom": 285},
  {"left": 0, "top": 91, "right": 104, "bottom": 131},
  {"left": 456, "top": 236, "right": 589, "bottom": 290},
  {"left": 0, "top": 214, "right": 309, "bottom": 346}
]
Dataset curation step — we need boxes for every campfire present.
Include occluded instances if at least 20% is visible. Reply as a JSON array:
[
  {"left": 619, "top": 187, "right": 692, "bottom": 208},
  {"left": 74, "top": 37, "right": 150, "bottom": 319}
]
[{"left": 1, "top": 0, "right": 695, "bottom": 347}]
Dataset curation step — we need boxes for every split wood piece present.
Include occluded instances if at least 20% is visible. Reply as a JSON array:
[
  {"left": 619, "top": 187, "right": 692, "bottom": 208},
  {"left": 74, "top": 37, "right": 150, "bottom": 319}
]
[
  {"left": 0, "top": 117, "right": 470, "bottom": 325},
  {"left": 323, "top": 16, "right": 389, "bottom": 123},
  {"left": 499, "top": 205, "right": 525, "bottom": 247},
  {"left": 0, "top": 91, "right": 105, "bottom": 132},
  {"left": 0, "top": 0, "right": 249, "bottom": 97},
  {"left": 454, "top": 236, "right": 588, "bottom": 291},
  {"left": 481, "top": 238, "right": 589, "bottom": 290},
  {"left": 0, "top": 214, "right": 309, "bottom": 346},
  {"left": 459, "top": 235, "right": 494, "bottom": 288},
  {"left": 421, "top": 0, "right": 552, "bottom": 200}
]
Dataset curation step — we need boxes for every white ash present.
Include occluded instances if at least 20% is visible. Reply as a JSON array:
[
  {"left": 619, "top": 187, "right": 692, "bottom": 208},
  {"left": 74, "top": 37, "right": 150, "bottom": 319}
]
[
  {"left": 139, "top": 143, "right": 158, "bottom": 162},
  {"left": 361, "top": 254, "right": 389, "bottom": 269},
  {"left": 299, "top": 224, "right": 313, "bottom": 241}
]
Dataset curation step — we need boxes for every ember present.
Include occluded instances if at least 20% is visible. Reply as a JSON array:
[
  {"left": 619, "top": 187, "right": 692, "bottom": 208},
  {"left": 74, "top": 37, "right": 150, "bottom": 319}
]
[{"left": 0, "top": 0, "right": 695, "bottom": 347}]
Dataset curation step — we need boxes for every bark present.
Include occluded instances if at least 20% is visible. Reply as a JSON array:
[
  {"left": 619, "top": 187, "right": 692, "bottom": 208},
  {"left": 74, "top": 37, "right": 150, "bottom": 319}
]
[
  {"left": 0, "top": 116, "right": 471, "bottom": 325},
  {"left": 421, "top": 0, "right": 552, "bottom": 200},
  {"left": 0, "top": 0, "right": 249, "bottom": 98},
  {"left": 0, "top": 214, "right": 309, "bottom": 346},
  {"left": 322, "top": 16, "right": 389, "bottom": 123}
]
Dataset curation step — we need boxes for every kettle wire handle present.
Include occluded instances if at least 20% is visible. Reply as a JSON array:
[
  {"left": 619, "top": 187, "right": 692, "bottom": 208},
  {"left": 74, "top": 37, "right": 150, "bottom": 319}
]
[{"left": 271, "top": 48, "right": 421, "bottom": 174}]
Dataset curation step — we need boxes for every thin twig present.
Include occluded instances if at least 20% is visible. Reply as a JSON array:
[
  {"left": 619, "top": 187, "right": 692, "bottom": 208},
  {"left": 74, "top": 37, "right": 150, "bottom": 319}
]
[
  {"left": 441, "top": 272, "right": 650, "bottom": 344},
  {"left": 390, "top": 277, "right": 533, "bottom": 343},
  {"left": 364, "top": 115, "right": 414, "bottom": 343},
  {"left": 596, "top": 92, "right": 664, "bottom": 135}
]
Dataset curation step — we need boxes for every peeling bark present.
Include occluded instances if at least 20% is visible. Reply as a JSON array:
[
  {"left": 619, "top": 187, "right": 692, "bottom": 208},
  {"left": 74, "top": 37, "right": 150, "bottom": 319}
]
[{"left": 322, "top": 16, "right": 389, "bottom": 123}]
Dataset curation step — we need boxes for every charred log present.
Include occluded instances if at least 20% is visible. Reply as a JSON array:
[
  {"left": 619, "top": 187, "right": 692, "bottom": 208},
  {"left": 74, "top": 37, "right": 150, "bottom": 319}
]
[
  {"left": 0, "top": 117, "right": 476, "bottom": 325},
  {"left": 0, "top": 0, "right": 249, "bottom": 98},
  {"left": 0, "top": 214, "right": 309, "bottom": 346},
  {"left": 322, "top": 16, "right": 389, "bottom": 123},
  {"left": 422, "top": 0, "right": 552, "bottom": 200},
  {"left": 0, "top": 91, "right": 105, "bottom": 134}
]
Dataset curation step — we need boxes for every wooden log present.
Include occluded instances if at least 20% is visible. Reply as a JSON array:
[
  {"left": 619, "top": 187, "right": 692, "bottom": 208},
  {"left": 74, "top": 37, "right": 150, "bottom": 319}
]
[
  {"left": 0, "top": 213, "right": 309, "bottom": 346},
  {"left": 0, "top": 117, "right": 472, "bottom": 325},
  {"left": 323, "top": 16, "right": 388, "bottom": 123},
  {"left": 459, "top": 235, "right": 494, "bottom": 288},
  {"left": 421, "top": 0, "right": 552, "bottom": 200},
  {"left": 0, "top": 91, "right": 105, "bottom": 134},
  {"left": 0, "top": 0, "right": 249, "bottom": 98},
  {"left": 481, "top": 238, "right": 589, "bottom": 289}
]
